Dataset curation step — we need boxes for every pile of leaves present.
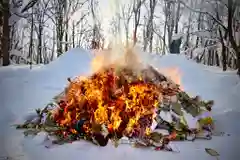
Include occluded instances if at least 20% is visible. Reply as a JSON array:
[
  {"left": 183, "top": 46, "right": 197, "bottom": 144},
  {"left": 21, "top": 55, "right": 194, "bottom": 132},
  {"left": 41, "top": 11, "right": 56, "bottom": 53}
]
[{"left": 16, "top": 63, "right": 214, "bottom": 151}]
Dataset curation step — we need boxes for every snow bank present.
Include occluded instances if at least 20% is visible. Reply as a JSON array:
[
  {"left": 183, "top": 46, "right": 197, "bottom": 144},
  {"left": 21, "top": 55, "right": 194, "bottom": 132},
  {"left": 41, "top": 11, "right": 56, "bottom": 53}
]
[
  {"left": 0, "top": 48, "right": 93, "bottom": 119},
  {"left": 0, "top": 65, "right": 42, "bottom": 83},
  {"left": 30, "top": 48, "right": 93, "bottom": 81},
  {"left": 0, "top": 48, "right": 94, "bottom": 159}
]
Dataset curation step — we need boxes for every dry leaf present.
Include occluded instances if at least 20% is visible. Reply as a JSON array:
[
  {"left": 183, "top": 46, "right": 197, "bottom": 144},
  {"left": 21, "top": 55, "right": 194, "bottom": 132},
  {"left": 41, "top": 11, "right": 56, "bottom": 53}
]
[{"left": 205, "top": 148, "right": 220, "bottom": 157}]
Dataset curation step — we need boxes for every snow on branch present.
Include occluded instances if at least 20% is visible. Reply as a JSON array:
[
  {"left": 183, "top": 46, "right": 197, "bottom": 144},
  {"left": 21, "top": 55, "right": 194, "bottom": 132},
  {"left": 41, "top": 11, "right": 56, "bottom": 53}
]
[{"left": 179, "top": 0, "right": 228, "bottom": 31}]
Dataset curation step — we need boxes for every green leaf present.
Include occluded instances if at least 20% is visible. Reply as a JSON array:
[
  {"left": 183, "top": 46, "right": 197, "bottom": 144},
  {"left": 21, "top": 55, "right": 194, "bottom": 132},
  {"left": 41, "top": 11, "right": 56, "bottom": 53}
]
[
  {"left": 205, "top": 148, "right": 220, "bottom": 157},
  {"left": 180, "top": 116, "right": 187, "bottom": 126},
  {"left": 23, "top": 129, "right": 40, "bottom": 136},
  {"left": 150, "top": 132, "right": 163, "bottom": 142},
  {"left": 171, "top": 103, "right": 183, "bottom": 116}
]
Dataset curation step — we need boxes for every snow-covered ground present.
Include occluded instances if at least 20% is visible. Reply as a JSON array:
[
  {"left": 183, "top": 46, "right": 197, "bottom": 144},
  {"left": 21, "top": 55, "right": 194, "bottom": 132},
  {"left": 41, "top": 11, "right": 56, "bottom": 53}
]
[{"left": 0, "top": 48, "right": 239, "bottom": 160}]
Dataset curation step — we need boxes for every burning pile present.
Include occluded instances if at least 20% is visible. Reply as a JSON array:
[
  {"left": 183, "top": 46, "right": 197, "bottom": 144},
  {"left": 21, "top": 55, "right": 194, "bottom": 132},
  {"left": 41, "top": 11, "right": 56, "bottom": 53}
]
[{"left": 16, "top": 48, "right": 214, "bottom": 151}]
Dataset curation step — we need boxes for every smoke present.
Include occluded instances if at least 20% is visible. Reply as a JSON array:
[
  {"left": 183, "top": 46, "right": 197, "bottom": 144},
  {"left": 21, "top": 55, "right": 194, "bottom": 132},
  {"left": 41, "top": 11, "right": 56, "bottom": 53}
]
[{"left": 91, "top": 42, "right": 153, "bottom": 74}]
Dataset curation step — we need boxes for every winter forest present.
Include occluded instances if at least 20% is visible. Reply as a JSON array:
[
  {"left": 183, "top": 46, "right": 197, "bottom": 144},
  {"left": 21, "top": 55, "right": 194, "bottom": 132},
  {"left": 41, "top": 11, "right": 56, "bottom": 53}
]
[
  {"left": 0, "top": 0, "right": 240, "bottom": 74},
  {"left": 1, "top": 0, "right": 240, "bottom": 159}
]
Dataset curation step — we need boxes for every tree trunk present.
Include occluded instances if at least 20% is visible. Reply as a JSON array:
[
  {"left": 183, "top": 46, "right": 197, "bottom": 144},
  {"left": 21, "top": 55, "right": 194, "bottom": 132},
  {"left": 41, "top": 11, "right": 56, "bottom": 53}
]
[
  {"left": 219, "top": 28, "right": 227, "bottom": 71},
  {"left": 133, "top": 0, "right": 144, "bottom": 45},
  {"left": 227, "top": 0, "right": 240, "bottom": 75},
  {"left": 36, "top": 20, "right": 43, "bottom": 64},
  {"left": 148, "top": 0, "right": 156, "bottom": 53},
  {"left": 199, "top": 40, "right": 208, "bottom": 64},
  {"left": 195, "top": 13, "right": 202, "bottom": 48},
  {"left": 51, "top": 29, "right": 55, "bottom": 61},
  {"left": 215, "top": 51, "right": 220, "bottom": 66},
  {"left": 143, "top": 16, "right": 148, "bottom": 51},
  {"left": 133, "top": 8, "right": 139, "bottom": 45},
  {"left": 57, "top": 13, "right": 64, "bottom": 56},
  {"left": 2, "top": 0, "right": 10, "bottom": 66},
  {"left": 207, "top": 49, "right": 211, "bottom": 65},
  {"left": 28, "top": 9, "right": 34, "bottom": 68},
  {"left": 72, "top": 21, "right": 75, "bottom": 48},
  {"left": 125, "top": 26, "right": 129, "bottom": 47},
  {"left": 162, "top": 1, "right": 167, "bottom": 54},
  {"left": 185, "top": 10, "right": 193, "bottom": 51},
  {"left": 175, "top": 0, "right": 180, "bottom": 34},
  {"left": 0, "top": 10, "right": 2, "bottom": 60},
  {"left": 167, "top": 2, "right": 174, "bottom": 52},
  {"left": 9, "top": 23, "right": 15, "bottom": 50},
  {"left": 65, "top": 22, "right": 68, "bottom": 52}
]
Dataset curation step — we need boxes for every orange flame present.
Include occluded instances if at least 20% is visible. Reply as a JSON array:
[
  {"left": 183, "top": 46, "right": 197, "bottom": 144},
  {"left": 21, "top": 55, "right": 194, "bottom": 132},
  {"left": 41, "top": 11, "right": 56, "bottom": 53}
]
[{"left": 54, "top": 48, "right": 181, "bottom": 138}]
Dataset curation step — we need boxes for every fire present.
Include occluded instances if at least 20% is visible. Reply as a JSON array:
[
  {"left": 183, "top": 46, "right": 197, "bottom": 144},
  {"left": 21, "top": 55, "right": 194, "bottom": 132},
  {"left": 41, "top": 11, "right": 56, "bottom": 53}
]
[{"left": 53, "top": 47, "right": 180, "bottom": 140}]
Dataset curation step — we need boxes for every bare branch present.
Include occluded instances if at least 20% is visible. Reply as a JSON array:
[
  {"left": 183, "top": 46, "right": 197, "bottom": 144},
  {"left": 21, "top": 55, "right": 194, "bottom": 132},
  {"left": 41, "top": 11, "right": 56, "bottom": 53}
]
[
  {"left": 179, "top": 0, "right": 228, "bottom": 31},
  {"left": 75, "top": 11, "right": 90, "bottom": 26}
]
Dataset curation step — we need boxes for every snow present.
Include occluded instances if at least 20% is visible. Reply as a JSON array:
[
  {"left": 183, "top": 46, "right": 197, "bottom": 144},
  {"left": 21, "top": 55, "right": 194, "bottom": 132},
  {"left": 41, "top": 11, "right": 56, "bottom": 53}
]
[
  {"left": 1, "top": 48, "right": 240, "bottom": 160},
  {"left": 172, "top": 33, "right": 184, "bottom": 41}
]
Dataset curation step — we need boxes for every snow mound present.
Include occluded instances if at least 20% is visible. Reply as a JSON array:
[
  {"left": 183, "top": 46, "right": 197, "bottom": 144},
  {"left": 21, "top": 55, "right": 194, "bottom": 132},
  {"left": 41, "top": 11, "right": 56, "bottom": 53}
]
[
  {"left": 0, "top": 48, "right": 94, "bottom": 120},
  {"left": 36, "top": 48, "right": 93, "bottom": 79},
  {"left": 19, "top": 48, "right": 94, "bottom": 93}
]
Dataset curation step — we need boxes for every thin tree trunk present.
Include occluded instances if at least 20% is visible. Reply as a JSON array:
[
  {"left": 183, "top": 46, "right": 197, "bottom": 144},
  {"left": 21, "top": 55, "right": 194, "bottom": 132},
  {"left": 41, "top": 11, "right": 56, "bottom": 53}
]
[
  {"left": 162, "top": 2, "right": 167, "bottom": 54},
  {"left": 37, "top": 25, "right": 43, "bottom": 64},
  {"left": 227, "top": 0, "right": 240, "bottom": 75},
  {"left": 29, "top": 9, "right": 34, "bottom": 68},
  {"left": 175, "top": 0, "right": 180, "bottom": 34},
  {"left": 185, "top": 11, "right": 192, "bottom": 52},
  {"left": 65, "top": 22, "right": 68, "bottom": 52},
  {"left": 2, "top": 0, "right": 10, "bottom": 66},
  {"left": 143, "top": 16, "right": 148, "bottom": 51},
  {"left": 148, "top": 0, "right": 156, "bottom": 53},
  {"left": 51, "top": 29, "right": 55, "bottom": 61},
  {"left": 195, "top": 13, "right": 202, "bottom": 48},
  {"left": 9, "top": 23, "right": 15, "bottom": 50},
  {"left": 219, "top": 28, "right": 227, "bottom": 71},
  {"left": 215, "top": 51, "right": 220, "bottom": 66},
  {"left": 72, "top": 21, "right": 75, "bottom": 48},
  {"left": 56, "top": 11, "right": 64, "bottom": 56},
  {"left": 0, "top": 9, "right": 3, "bottom": 59}
]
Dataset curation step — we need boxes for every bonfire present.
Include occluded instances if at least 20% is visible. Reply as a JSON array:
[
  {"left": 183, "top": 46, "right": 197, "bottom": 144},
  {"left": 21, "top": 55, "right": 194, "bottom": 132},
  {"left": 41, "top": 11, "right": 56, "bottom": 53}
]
[{"left": 16, "top": 47, "right": 214, "bottom": 151}]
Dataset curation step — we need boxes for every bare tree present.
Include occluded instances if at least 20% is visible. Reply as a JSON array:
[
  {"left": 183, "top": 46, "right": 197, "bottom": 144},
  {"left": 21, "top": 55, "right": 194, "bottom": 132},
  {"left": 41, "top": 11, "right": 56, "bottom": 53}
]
[
  {"left": 227, "top": 0, "right": 240, "bottom": 75},
  {"left": 28, "top": 8, "right": 34, "bottom": 67},
  {"left": 33, "top": 0, "right": 51, "bottom": 64},
  {"left": 132, "top": 0, "right": 145, "bottom": 45},
  {"left": 90, "top": 0, "right": 103, "bottom": 49},
  {"left": 0, "top": 4, "right": 3, "bottom": 60},
  {"left": 63, "top": 0, "right": 88, "bottom": 51},
  {"left": 47, "top": 0, "right": 88, "bottom": 56},
  {"left": 109, "top": 16, "right": 120, "bottom": 37},
  {"left": 143, "top": 0, "right": 156, "bottom": 52},
  {"left": 1, "top": 0, "right": 10, "bottom": 66},
  {"left": 120, "top": 2, "right": 133, "bottom": 46},
  {"left": 181, "top": 0, "right": 240, "bottom": 75}
]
